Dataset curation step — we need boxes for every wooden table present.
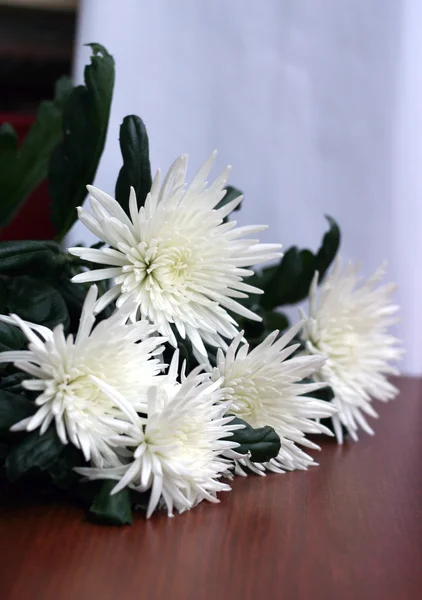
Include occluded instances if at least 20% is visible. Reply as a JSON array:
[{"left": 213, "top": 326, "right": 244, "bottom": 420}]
[{"left": 1, "top": 377, "right": 421, "bottom": 600}]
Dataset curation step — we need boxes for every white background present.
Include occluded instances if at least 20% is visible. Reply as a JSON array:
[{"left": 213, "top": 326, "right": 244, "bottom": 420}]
[{"left": 70, "top": 0, "right": 420, "bottom": 374}]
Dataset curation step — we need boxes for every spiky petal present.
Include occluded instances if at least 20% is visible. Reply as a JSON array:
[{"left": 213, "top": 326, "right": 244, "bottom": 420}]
[
  {"left": 0, "top": 285, "right": 165, "bottom": 467},
  {"left": 212, "top": 322, "right": 336, "bottom": 473},
  {"left": 76, "top": 353, "right": 242, "bottom": 518},
  {"left": 69, "top": 151, "right": 281, "bottom": 360},
  {"left": 301, "top": 259, "right": 403, "bottom": 443}
]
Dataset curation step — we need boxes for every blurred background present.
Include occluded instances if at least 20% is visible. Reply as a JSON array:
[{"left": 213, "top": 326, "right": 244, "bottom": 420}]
[{"left": 0, "top": 0, "right": 419, "bottom": 374}]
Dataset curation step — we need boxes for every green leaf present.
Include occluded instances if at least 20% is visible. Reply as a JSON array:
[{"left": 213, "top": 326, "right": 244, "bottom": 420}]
[
  {"left": 89, "top": 480, "right": 133, "bottom": 525},
  {"left": 217, "top": 185, "right": 243, "bottom": 209},
  {"left": 6, "top": 276, "right": 69, "bottom": 330},
  {"left": 301, "top": 380, "right": 342, "bottom": 437},
  {"left": 318, "top": 416, "right": 348, "bottom": 440},
  {"left": 315, "top": 215, "right": 341, "bottom": 279},
  {"left": 234, "top": 307, "right": 290, "bottom": 351},
  {"left": 49, "top": 44, "right": 115, "bottom": 241},
  {"left": 0, "top": 441, "right": 9, "bottom": 460},
  {"left": 309, "top": 384, "right": 335, "bottom": 403},
  {"left": 234, "top": 268, "right": 276, "bottom": 310},
  {"left": 54, "top": 76, "right": 74, "bottom": 103},
  {"left": 238, "top": 312, "right": 265, "bottom": 345},
  {"left": 52, "top": 276, "right": 93, "bottom": 334},
  {"left": 0, "top": 280, "right": 6, "bottom": 313},
  {"left": 54, "top": 275, "right": 88, "bottom": 311},
  {"left": 215, "top": 185, "right": 243, "bottom": 222},
  {"left": 163, "top": 329, "right": 198, "bottom": 373},
  {"left": 0, "top": 390, "right": 35, "bottom": 434},
  {"left": 47, "top": 444, "right": 84, "bottom": 490},
  {"left": 90, "top": 241, "right": 106, "bottom": 250},
  {"left": 115, "top": 115, "right": 152, "bottom": 213},
  {"left": 0, "top": 77, "right": 72, "bottom": 228},
  {"left": 0, "top": 373, "right": 27, "bottom": 393},
  {"left": 129, "top": 489, "right": 150, "bottom": 513},
  {"left": 263, "top": 310, "right": 289, "bottom": 333},
  {"left": 0, "top": 123, "right": 18, "bottom": 162},
  {"left": 0, "top": 322, "right": 26, "bottom": 353},
  {"left": 5, "top": 427, "right": 63, "bottom": 481},
  {"left": 261, "top": 216, "right": 340, "bottom": 309},
  {"left": 0, "top": 240, "right": 65, "bottom": 277},
  {"left": 254, "top": 265, "right": 277, "bottom": 290},
  {"left": 229, "top": 417, "right": 281, "bottom": 463},
  {"left": 261, "top": 247, "right": 314, "bottom": 309}
]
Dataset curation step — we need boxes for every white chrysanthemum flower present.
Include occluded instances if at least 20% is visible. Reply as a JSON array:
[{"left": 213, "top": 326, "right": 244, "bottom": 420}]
[
  {"left": 0, "top": 285, "right": 166, "bottom": 467},
  {"left": 211, "top": 322, "right": 337, "bottom": 474},
  {"left": 76, "top": 353, "right": 242, "bottom": 518},
  {"left": 301, "top": 259, "right": 403, "bottom": 444},
  {"left": 69, "top": 151, "right": 281, "bottom": 359}
]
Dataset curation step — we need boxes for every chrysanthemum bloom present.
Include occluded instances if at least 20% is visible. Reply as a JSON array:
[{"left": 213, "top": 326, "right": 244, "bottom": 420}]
[
  {"left": 301, "top": 260, "right": 403, "bottom": 443},
  {"left": 211, "top": 322, "right": 337, "bottom": 474},
  {"left": 76, "top": 353, "right": 242, "bottom": 518},
  {"left": 0, "top": 285, "right": 166, "bottom": 466},
  {"left": 69, "top": 151, "right": 281, "bottom": 359}
]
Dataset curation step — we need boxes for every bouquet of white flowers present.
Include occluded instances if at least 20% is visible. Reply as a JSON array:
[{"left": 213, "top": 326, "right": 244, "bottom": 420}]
[{"left": 0, "top": 45, "right": 402, "bottom": 524}]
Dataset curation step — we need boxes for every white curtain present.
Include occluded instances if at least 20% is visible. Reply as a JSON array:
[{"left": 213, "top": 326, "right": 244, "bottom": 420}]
[{"left": 70, "top": 0, "right": 420, "bottom": 375}]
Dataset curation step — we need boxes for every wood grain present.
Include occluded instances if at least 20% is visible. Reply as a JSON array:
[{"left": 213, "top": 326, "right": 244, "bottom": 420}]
[{"left": 1, "top": 376, "right": 421, "bottom": 600}]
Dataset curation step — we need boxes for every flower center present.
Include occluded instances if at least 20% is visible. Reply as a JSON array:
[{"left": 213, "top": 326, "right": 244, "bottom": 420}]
[
  {"left": 175, "top": 422, "right": 203, "bottom": 447},
  {"left": 121, "top": 239, "right": 194, "bottom": 296},
  {"left": 147, "top": 420, "right": 210, "bottom": 463},
  {"left": 62, "top": 375, "right": 99, "bottom": 404},
  {"left": 226, "top": 376, "right": 263, "bottom": 427},
  {"left": 48, "top": 372, "right": 112, "bottom": 424},
  {"left": 315, "top": 323, "right": 363, "bottom": 374}
]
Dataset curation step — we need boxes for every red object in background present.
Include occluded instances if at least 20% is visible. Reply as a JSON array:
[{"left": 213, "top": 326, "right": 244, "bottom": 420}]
[{"left": 0, "top": 113, "right": 56, "bottom": 241}]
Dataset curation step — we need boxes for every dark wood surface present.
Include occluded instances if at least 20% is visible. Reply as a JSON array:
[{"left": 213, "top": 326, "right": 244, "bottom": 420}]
[{"left": 1, "top": 377, "right": 421, "bottom": 600}]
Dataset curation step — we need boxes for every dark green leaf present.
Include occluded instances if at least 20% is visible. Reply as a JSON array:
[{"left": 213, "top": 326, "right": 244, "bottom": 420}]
[
  {"left": 90, "top": 241, "right": 106, "bottom": 250},
  {"left": 0, "top": 280, "right": 6, "bottom": 313},
  {"left": 115, "top": 115, "right": 152, "bottom": 213},
  {"left": 245, "top": 266, "right": 278, "bottom": 304},
  {"left": 5, "top": 427, "right": 63, "bottom": 481},
  {"left": 89, "top": 479, "right": 133, "bottom": 525},
  {"left": 0, "top": 441, "right": 9, "bottom": 460},
  {"left": 229, "top": 417, "right": 281, "bottom": 463},
  {"left": 240, "top": 313, "right": 266, "bottom": 345},
  {"left": 217, "top": 185, "right": 243, "bottom": 209},
  {"left": 54, "top": 76, "right": 74, "bottom": 103},
  {"left": 52, "top": 277, "right": 92, "bottom": 334},
  {"left": 6, "top": 276, "right": 69, "bottom": 330},
  {"left": 318, "top": 417, "right": 348, "bottom": 440},
  {"left": 163, "top": 330, "right": 197, "bottom": 373},
  {"left": 0, "top": 373, "right": 27, "bottom": 393},
  {"left": 261, "top": 247, "right": 314, "bottom": 309},
  {"left": 54, "top": 276, "right": 88, "bottom": 312},
  {"left": 0, "top": 240, "right": 65, "bottom": 277},
  {"left": 0, "top": 77, "right": 72, "bottom": 228},
  {"left": 234, "top": 267, "right": 276, "bottom": 310},
  {"left": 233, "top": 307, "right": 289, "bottom": 351},
  {"left": 215, "top": 185, "right": 243, "bottom": 222},
  {"left": 261, "top": 216, "right": 340, "bottom": 309},
  {"left": 301, "top": 380, "right": 342, "bottom": 437},
  {"left": 309, "top": 384, "right": 335, "bottom": 403},
  {"left": 130, "top": 489, "right": 150, "bottom": 513},
  {"left": 0, "top": 322, "right": 26, "bottom": 353},
  {"left": 47, "top": 444, "right": 84, "bottom": 490},
  {"left": 315, "top": 215, "right": 341, "bottom": 280},
  {"left": 0, "top": 123, "right": 18, "bottom": 162},
  {"left": 263, "top": 310, "right": 289, "bottom": 333},
  {"left": 0, "top": 390, "right": 35, "bottom": 434},
  {"left": 49, "top": 44, "right": 115, "bottom": 240}
]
